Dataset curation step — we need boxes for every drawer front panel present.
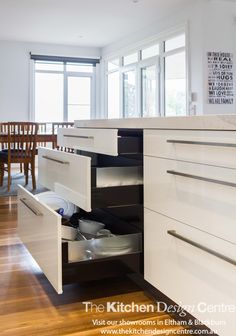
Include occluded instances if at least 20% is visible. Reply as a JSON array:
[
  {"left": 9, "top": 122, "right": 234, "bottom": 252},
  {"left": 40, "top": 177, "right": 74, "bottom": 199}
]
[
  {"left": 17, "top": 186, "right": 62, "bottom": 294},
  {"left": 144, "top": 209, "right": 236, "bottom": 336},
  {"left": 144, "top": 129, "right": 236, "bottom": 168},
  {"left": 38, "top": 147, "right": 91, "bottom": 212},
  {"left": 57, "top": 127, "right": 118, "bottom": 155},
  {"left": 144, "top": 156, "right": 236, "bottom": 244}
]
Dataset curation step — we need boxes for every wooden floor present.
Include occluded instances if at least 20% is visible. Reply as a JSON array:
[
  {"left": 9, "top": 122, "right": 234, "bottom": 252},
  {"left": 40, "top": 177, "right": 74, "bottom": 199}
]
[{"left": 0, "top": 196, "right": 188, "bottom": 336}]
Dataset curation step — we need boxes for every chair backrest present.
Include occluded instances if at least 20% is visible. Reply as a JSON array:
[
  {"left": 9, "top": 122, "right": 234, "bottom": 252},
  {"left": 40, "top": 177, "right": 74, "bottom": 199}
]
[
  {"left": 7, "top": 122, "right": 38, "bottom": 161},
  {"left": 37, "top": 122, "right": 47, "bottom": 147},
  {"left": 52, "top": 122, "right": 74, "bottom": 151},
  {"left": 0, "top": 122, "right": 9, "bottom": 150}
]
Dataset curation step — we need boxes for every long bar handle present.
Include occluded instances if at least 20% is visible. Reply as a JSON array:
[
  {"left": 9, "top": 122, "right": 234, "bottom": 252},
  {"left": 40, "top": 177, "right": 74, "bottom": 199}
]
[
  {"left": 167, "top": 139, "right": 236, "bottom": 148},
  {"left": 20, "top": 198, "right": 43, "bottom": 216},
  {"left": 167, "top": 230, "right": 236, "bottom": 266},
  {"left": 63, "top": 135, "right": 94, "bottom": 139},
  {"left": 167, "top": 170, "right": 236, "bottom": 188},
  {"left": 42, "top": 155, "right": 70, "bottom": 165}
]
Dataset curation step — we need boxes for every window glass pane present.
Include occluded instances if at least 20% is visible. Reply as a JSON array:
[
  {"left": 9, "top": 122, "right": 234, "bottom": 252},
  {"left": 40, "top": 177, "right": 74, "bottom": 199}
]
[
  {"left": 141, "top": 44, "right": 159, "bottom": 60},
  {"left": 142, "top": 65, "right": 157, "bottom": 117},
  {"left": 165, "top": 51, "right": 186, "bottom": 116},
  {"left": 123, "top": 53, "right": 138, "bottom": 66},
  {"left": 165, "top": 34, "right": 185, "bottom": 52},
  {"left": 108, "top": 59, "right": 119, "bottom": 71},
  {"left": 123, "top": 70, "right": 136, "bottom": 118},
  {"left": 67, "top": 76, "right": 91, "bottom": 121},
  {"left": 35, "top": 61, "right": 64, "bottom": 71},
  {"left": 66, "top": 63, "right": 93, "bottom": 73},
  {"left": 35, "top": 72, "right": 64, "bottom": 122},
  {"left": 108, "top": 71, "right": 120, "bottom": 119}
]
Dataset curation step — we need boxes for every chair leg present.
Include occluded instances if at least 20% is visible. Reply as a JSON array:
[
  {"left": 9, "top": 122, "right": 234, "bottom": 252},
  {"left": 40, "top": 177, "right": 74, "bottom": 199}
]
[
  {"left": 20, "top": 163, "right": 23, "bottom": 173},
  {"left": 31, "top": 160, "right": 36, "bottom": 190},
  {"left": 0, "top": 163, "right": 4, "bottom": 186},
  {"left": 24, "top": 163, "right": 29, "bottom": 185},
  {"left": 7, "top": 164, "right": 11, "bottom": 192}
]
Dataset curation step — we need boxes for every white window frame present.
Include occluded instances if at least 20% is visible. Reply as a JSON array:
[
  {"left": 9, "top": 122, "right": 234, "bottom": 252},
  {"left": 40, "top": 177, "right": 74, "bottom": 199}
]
[
  {"left": 103, "top": 23, "right": 190, "bottom": 119},
  {"left": 30, "top": 60, "right": 96, "bottom": 122}
]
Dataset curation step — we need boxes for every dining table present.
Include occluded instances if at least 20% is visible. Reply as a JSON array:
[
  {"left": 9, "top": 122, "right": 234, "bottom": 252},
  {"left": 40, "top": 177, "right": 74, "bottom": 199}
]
[{"left": 0, "top": 133, "right": 57, "bottom": 146}]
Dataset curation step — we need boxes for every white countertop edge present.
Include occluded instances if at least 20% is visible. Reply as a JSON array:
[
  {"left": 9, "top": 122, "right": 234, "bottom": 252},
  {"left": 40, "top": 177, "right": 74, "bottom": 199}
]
[{"left": 74, "top": 115, "right": 236, "bottom": 130}]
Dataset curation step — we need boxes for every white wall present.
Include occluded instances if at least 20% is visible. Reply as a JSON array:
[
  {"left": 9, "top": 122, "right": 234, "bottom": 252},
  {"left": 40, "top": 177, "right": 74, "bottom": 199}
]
[
  {"left": 101, "top": 0, "right": 236, "bottom": 115},
  {"left": 0, "top": 41, "right": 101, "bottom": 121},
  {"left": 202, "top": 0, "right": 236, "bottom": 114}
]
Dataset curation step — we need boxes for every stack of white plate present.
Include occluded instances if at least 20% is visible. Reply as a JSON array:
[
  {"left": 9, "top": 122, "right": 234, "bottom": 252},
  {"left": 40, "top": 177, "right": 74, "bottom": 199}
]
[{"left": 92, "top": 236, "right": 132, "bottom": 256}]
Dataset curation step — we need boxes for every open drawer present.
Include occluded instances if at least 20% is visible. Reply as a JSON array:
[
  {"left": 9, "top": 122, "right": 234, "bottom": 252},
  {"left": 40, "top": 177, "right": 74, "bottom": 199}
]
[
  {"left": 17, "top": 185, "right": 142, "bottom": 294},
  {"left": 38, "top": 147, "right": 143, "bottom": 212},
  {"left": 57, "top": 127, "right": 143, "bottom": 156}
]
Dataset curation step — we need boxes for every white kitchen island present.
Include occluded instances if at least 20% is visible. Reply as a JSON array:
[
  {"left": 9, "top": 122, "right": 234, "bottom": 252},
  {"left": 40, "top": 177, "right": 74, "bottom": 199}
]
[
  {"left": 18, "top": 115, "right": 236, "bottom": 336},
  {"left": 72, "top": 115, "right": 236, "bottom": 336}
]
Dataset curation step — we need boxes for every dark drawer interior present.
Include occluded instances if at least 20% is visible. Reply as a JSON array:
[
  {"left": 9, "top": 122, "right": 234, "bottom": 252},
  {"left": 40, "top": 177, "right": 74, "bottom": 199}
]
[
  {"left": 80, "top": 131, "right": 143, "bottom": 210},
  {"left": 118, "top": 136, "right": 143, "bottom": 155},
  {"left": 91, "top": 185, "right": 143, "bottom": 209}
]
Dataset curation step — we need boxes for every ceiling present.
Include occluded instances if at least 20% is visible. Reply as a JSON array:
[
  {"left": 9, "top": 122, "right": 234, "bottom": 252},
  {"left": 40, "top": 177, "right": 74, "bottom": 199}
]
[{"left": 0, "top": 0, "right": 195, "bottom": 47}]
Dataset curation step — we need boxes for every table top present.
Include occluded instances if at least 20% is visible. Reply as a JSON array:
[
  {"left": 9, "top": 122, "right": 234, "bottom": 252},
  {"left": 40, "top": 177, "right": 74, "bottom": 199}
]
[{"left": 0, "top": 133, "right": 56, "bottom": 142}]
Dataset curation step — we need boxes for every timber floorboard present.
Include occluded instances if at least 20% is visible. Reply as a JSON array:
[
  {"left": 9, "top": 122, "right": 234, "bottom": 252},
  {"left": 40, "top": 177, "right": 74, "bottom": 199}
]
[{"left": 0, "top": 196, "right": 189, "bottom": 336}]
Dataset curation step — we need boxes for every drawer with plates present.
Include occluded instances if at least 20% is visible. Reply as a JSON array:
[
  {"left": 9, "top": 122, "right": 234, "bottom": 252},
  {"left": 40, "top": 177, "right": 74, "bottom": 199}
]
[
  {"left": 144, "top": 129, "right": 236, "bottom": 168},
  {"left": 144, "top": 155, "right": 236, "bottom": 244},
  {"left": 57, "top": 127, "right": 143, "bottom": 156},
  {"left": 18, "top": 185, "right": 142, "bottom": 294},
  {"left": 38, "top": 147, "right": 143, "bottom": 212},
  {"left": 144, "top": 209, "right": 236, "bottom": 336}
]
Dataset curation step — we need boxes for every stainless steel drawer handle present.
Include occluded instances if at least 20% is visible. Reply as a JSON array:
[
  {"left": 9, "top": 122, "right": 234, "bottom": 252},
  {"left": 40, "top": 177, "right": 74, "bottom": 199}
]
[
  {"left": 63, "top": 135, "right": 94, "bottom": 139},
  {"left": 42, "top": 155, "right": 70, "bottom": 165},
  {"left": 20, "top": 198, "right": 43, "bottom": 216},
  {"left": 167, "top": 230, "right": 236, "bottom": 266},
  {"left": 167, "top": 139, "right": 236, "bottom": 147},
  {"left": 167, "top": 170, "right": 236, "bottom": 188}
]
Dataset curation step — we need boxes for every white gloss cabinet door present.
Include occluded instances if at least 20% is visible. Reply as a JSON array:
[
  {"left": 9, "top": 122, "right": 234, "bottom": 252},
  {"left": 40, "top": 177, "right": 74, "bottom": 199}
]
[
  {"left": 144, "top": 209, "right": 236, "bottom": 336},
  {"left": 38, "top": 147, "right": 91, "bottom": 212},
  {"left": 57, "top": 127, "right": 119, "bottom": 156},
  {"left": 144, "top": 129, "right": 236, "bottom": 168},
  {"left": 144, "top": 156, "right": 236, "bottom": 245},
  {"left": 17, "top": 185, "right": 63, "bottom": 294}
]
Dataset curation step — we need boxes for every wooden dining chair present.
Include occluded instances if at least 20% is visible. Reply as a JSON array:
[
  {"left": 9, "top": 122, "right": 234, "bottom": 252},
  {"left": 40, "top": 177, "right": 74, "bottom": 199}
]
[
  {"left": 52, "top": 122, "right": 74, "bottom": 152},
  {"left": 0, "top": 123, "right": 8, "bottom": 150},
  {"left": 19, "top": 122, "right": 47, "bottom": 173},
  {"left": 37, "top": 122, "right": 47, "bottom": 147},
  {"left": 0, "top": 122, "right": 38, "bottom": 191}
]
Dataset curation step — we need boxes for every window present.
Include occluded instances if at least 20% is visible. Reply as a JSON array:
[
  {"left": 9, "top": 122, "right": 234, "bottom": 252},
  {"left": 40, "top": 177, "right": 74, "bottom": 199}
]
[
  {"left": 141, "top": 65, "right": 157, "bottom": 117},
  {"left": 123, "top": 52, "right": 138, "bottom": 66},
  {"left": 67, "top": 76, "right": 91, "bottom": 121},
  {"left": 164, "top": 35, "right": 186, "bottom": 116},
  {"left": 165, "top": 34, "right": 185, "bottom": 52},
  {"left": 33, "top": 58, "right": 97, "bottom": 122},
  {"left": 123, "top": 70, "right": 136, "bottom": 117},
  {"left": 108, "top": 71, "right": 120, "bottom": 119},
  {"left": 141, "top": 44, "right": 159, "bottom": 60},
  {"left": 107, "top": 58, "right": 120, "bottom": 119},
  {"left": 105, "top": 30, "right": 187, "bottom": 118},
  {"left": 35, "top": 72, "right": 64, "bottom": 122},
  {"left": 165, "top": 52, "right": 186, "bottom": 116}
]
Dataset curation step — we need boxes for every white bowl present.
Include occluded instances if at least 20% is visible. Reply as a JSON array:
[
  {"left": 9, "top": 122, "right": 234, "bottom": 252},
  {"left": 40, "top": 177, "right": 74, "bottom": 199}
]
[{"left": 79, "top": 219, "right": 105, "bottom": 235}]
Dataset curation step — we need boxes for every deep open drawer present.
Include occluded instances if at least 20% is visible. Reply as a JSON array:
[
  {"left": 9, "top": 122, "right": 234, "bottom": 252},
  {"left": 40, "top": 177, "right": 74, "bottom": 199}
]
[
  {"left": 57, "top": 127, "right": 143, "bottom": 156},
  {"left": 17, "top": 185, "right": 142, "bottom": 294},
  {"left": 38, "top": 147, "right": 143, "bottom": 212}
]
